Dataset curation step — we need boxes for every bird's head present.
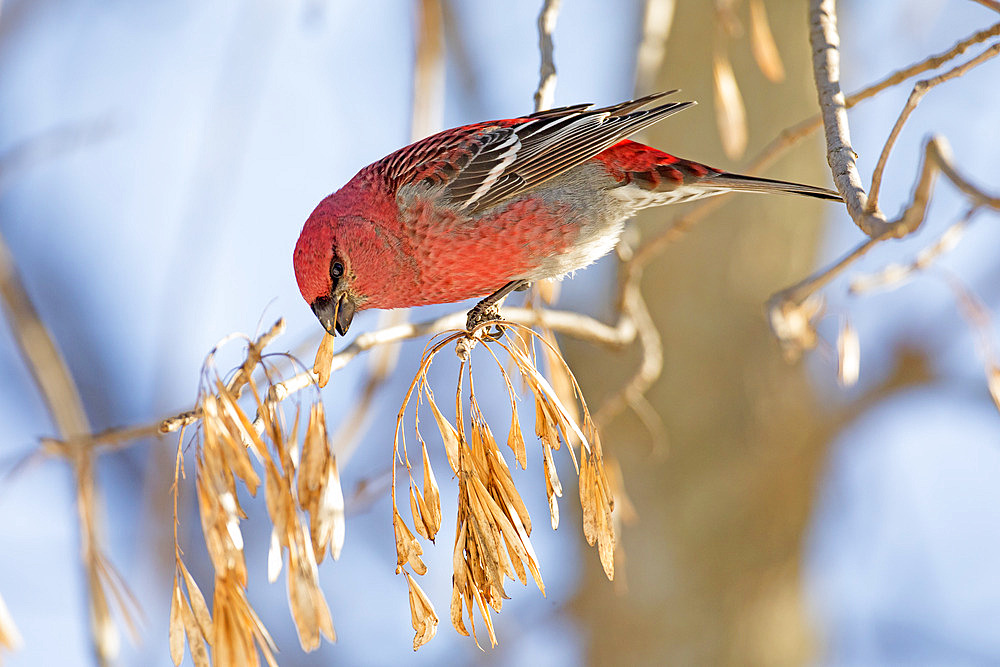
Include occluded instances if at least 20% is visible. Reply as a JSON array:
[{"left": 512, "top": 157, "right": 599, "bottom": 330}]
[{"left": 293, "top": 194, "right": 389, "bottom": 337}]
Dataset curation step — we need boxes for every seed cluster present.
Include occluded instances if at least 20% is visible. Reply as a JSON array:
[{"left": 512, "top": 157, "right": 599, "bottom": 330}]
[
  {"left": 391, "top": 322, "right": 615, "bottom": 649},
  {"left": 170, "top": 331, "right": 342, "bottom": 666}
]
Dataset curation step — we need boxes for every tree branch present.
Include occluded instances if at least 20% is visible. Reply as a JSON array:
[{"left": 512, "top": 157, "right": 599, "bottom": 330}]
[
  {"left": 0, "top": 229, "right": 121, "bottom": 664},
  {"left": 969, "top": 0, "right": 1000, "bottom": 13},
  {"left": 749, "top": 20, "right": 1000, "bottom": 175},
  {"left": 634, "top": 0, "right": 676, "bottom": 94},
  {"left": 868, "top": 40, "right": 1000, "bottom": 210},
  {"left": 0, "top": 231, "right": 90, "bottom": 438},
  {"left": 533, "top": 0, "right": 561, "bottom": 112},
  {"left": 768, "top": 135, "right": 1000, "bottom": 356},
  {"left": 809, "top": 0, "right": 888, "bottom": 237}
]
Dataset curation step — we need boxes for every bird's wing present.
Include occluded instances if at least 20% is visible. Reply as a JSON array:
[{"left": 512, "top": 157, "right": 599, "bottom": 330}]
[{"left": 374, "top": 91, "right": 695, "bottom": 214}]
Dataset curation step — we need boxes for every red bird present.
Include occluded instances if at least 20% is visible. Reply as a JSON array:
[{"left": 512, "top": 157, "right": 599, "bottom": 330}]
[{"left": 294, "top": 91, "right": 840, "bottom": 336}]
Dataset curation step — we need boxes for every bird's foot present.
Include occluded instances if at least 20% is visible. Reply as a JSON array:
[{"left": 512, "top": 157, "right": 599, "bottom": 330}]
[
  {"left": 465, "top": 279, "right": 530, "bottom": 340},
  {"left": 465, "top": 303, "right": 504, "bottom": 340}
]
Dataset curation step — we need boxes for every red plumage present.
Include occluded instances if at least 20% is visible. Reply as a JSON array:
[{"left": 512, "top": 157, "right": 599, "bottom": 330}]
[{"left": 293, "top": 92, "right": 840, "bottom": 336}]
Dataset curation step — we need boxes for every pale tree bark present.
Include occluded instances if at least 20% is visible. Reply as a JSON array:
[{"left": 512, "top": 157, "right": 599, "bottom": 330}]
[{"left": 570, "top": 2, "right": 834, "bottom": 664}]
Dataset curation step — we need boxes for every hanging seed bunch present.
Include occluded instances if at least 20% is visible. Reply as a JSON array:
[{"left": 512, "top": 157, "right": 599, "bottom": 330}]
[
  {"left": 391, "top": 321, "right": 615, "bottom": 650},
  {"left": 170, "top": 325, "right": 343, "bottom": 667}
]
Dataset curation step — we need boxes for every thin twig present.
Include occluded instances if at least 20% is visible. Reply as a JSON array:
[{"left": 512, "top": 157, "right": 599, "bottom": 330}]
[
  {"left": 850, "top": 209, "right": 973, "bottom": 295},
  {"left": 534, "top": 0, "right": 561, "bottom": 113},
  {"left": 619, "top": 15, "right": 1000, "bottom": 303},
  {"left": 157, "top": 319, "right": 286, "bottom": 433},
  {"left": 634, "top": 0, "right": 676, "bottom": 95},
  {"left": 0, "top": 231, "right": 90, "bottom": 437},
  {"left": 410, "top": 0, "right": 445, "bottom": 141},
  {"left": 151, "top": 305, "right": 637, "bottom": 439},
  {"left": 630, "top": 17, "right": 1000, "bottom": 249},
  {"left": 600, "top": 15, "right": 1000, "bottom": 428},
  {"left": 970, "top": 0, "right": 1000, "bottom": 13},
  {"left": 767, "top": 135, "right": 1000, "bottom": 353},
  {"left": 868, "top": 40, "right": 1000, "bottom": 210},
  {"left": 0, "top": 229, "right": 121, "bottom": 664},
  {"left": 594, "top": 270, "right": 662, "bottom": 429},
  {"left": 41, "top": 422, "right": 164, "bottom": 456},
  {"left": 809, "top": 0, "right": 887, "bottom": 237},
  {"left": 258, "top": 306, "right": 635, "bottom": 429},
  {"left": 749, "top": 20, "right": 1000, "bottom": 175},
  {"left": 932, "top": 145, "right": 1000, "bottom": 209},
  {"left": 332, "top": 0, "right": 447, "bottom": 463},
  {"left": 807, "top": 0, "right": 999, "bottom": 249},
  {"left": 42, "top": 298, "right": 636, "bottom": 458}
]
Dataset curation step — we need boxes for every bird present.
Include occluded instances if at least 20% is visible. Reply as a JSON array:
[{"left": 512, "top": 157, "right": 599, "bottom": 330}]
[{"left": 293, "top": 91, "right": 841, "bottom": 336}]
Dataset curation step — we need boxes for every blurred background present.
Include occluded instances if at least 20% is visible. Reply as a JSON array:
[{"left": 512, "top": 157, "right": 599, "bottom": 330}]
[{"left": 1, "top": 0, "right": 999, "bottom": 665}]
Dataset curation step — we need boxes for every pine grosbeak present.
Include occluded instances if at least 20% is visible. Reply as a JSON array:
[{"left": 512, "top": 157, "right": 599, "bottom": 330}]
[{"left": 293, "top": 91, "right": 840, "bottom": 335}]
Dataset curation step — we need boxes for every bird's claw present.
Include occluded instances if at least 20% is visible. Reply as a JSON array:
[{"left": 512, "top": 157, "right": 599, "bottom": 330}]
[{"left": 466, "top": 304, "right": 504, "bottom": 340}]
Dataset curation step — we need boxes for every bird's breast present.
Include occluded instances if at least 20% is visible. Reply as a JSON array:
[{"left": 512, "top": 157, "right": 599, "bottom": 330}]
[
  {"left": 388, "top": 192, "right": 583, "bottom": 307},
  {"left": 379, "top": 163, "right": 633, "bottom": 309}
]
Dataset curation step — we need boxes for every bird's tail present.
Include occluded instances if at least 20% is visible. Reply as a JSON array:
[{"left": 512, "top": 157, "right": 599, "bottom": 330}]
[
  {"left": 602, "top": 141, "right": 842, "bottom": 205},
  {"left": 707, "top": 171, "right": 842, "bottom": 201}
]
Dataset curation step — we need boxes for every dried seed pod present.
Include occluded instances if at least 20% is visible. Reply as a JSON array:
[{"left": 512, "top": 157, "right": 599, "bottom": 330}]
[
  {"left": 393, "top": 508, "right": 427, "bottom": 576},
  {"left": 286, "top": 524, "right": 336, "bottom": 651},
  {"left": 837, "top": 318, "right": 861, "bottom": 387},
  {"left": 713, "top": 48, "right": 747, "bottom": 159},
  {"left": 749, "top": 0, "right": 785, "bottom": 82},
  {"left": 169, "top": 580, "right": 185, "bottom": 666},
  {"left": 421, "top": 444, "right": 442, "bottom": 539},
  {"left": 313, "top": 333, "right": 336, "bottom": 388},
  {"left": 404, "top": 572, "right": 438, "bottom": 650},
  {"left": 426, "top": 386, "right": 461, "bottom": 473},
  {"left": 180, "top": 561, "right": 213, "bottom": 644}
]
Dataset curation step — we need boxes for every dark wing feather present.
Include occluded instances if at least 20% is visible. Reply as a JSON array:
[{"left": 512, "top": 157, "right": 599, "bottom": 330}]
[
  {"left": 444, "top": 91, "right": 694, "bottom": 212},
  {"left": 371, "top": 91, "right": 695, "bottom": 214}
]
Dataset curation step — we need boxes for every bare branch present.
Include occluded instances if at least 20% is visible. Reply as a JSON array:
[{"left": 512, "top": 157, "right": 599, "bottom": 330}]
[
  {"left": 969, "top": 0, "right": 1000, "bottom": 13},
  {"left": 768, "top": 136, "right": 1000, "bottom": 355},
  {"left": 410, "top": 0, "right": 445, "bottom": 141},
  {"left": 285, "top": 305, "right": 634, "bottom": 406},
  {"left": 850, "top": 214, "right": 970, "bottom": 295},
  {"left": 618, "top": 20, "right": 1000, "bottom": 297},
  {"left": 0, "top": 230, "right": 124, "bottom": 663},
  {"left": 533, "top": 0, "right": 561, "bottom": 113},
  {"left": 634, "top": 0, "right": 676, "bottom": 94},
  {"left": 869, "top": 41, "right": 1000, "bottom": 210},
  {"left": 333, "top": 0, "right": 448, "bottom": 462},
  {"left": 150, "top": 305, "right": 636, "bottom": 441},
  {"left": 809, "top": 0, "right": 888, "bottom": 237},
  {"left": 42, "top": 422, "right": 164, "bottom": 457},
  {"left": 594, "top": 275, "right": 662, "bottom": 429},
  {"left": 628, "top": 17, "right": 1000, "bottom": 276},
  {"left": 748, "top": 23, "right": 1000, "bottom": 177},
  {"left": 749, "top": 20, "right": 1000, "bottom": 175},
  {"left": 807, "top": 1, "right": 998, "bottom": 246},
  {"left": 932, "top": 143, "right": 1000, "bottom": 209},
  {"left": 0, "top": 230, "right": 90, "bottom": 438}
]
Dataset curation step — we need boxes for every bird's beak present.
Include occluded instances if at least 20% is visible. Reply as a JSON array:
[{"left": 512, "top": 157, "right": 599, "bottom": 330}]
[{"left": 311, "top": 292, "right": 357, "bottom": 336}]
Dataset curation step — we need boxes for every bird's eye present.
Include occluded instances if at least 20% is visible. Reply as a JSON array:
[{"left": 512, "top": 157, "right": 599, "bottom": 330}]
[{"left": 331, "top": 261, "right": 344, "bottom": 280}]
